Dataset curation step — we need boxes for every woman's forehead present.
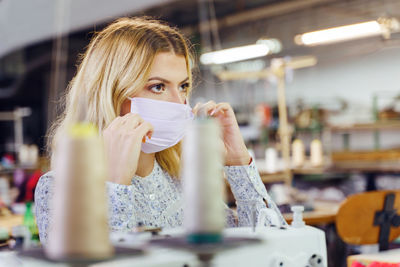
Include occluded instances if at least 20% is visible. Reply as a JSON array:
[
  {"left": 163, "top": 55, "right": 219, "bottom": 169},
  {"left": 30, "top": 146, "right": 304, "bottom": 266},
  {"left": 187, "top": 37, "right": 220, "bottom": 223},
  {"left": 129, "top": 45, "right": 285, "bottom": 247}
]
[{"left": 147, "top": 52, "right": 188, "bottom": 82}]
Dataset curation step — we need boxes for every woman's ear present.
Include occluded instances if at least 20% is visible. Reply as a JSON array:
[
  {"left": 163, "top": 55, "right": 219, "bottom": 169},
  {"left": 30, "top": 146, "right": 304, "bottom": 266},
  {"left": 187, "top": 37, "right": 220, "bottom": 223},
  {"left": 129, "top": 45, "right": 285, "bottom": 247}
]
[{"left": 120, "top": 98, "right": 131, "bottom": 116}]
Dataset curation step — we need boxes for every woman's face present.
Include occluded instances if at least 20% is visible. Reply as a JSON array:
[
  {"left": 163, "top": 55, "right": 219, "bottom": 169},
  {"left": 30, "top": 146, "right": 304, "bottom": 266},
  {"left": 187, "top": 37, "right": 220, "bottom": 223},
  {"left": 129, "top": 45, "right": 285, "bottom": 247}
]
[{"left": 120, "top": 52, "right": 189, "bottom": 116}]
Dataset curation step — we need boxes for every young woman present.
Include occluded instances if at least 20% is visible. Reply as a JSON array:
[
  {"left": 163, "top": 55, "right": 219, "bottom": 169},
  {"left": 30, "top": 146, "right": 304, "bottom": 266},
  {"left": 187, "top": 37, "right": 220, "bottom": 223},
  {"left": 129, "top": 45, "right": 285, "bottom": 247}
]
[{"left": 35, "top": 17, "right": 286, "bottom": 243}]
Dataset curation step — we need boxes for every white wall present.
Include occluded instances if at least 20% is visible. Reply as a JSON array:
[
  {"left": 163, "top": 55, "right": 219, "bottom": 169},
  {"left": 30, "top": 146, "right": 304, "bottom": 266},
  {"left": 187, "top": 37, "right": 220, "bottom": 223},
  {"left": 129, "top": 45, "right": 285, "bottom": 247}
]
[{"left": 285, "top": 46, "right": 400, "bottom": 124}]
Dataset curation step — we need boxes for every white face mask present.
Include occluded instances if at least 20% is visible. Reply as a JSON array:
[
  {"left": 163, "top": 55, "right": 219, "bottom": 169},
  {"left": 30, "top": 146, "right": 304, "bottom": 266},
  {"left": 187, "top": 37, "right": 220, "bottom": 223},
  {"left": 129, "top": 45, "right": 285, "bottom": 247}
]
[{"left": 129, "top": 97, "right": 194, "bottom": 153}]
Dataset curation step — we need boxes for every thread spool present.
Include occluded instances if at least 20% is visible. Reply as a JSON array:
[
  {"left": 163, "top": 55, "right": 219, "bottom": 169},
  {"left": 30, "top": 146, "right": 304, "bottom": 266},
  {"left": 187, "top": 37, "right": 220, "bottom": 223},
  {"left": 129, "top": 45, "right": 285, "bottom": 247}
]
[
  {"left": 310, "top": 139, "right": 323, "bottom": 167},
  {"left": 18, "top": 144, "right": 38, "bottom": 167},
  {"left": 265, "top": 147, "right": 278, "bottom": 173},
  {"left": 0, "top": 177, "right": 10, "bottom": 206},
  {"left": 182, "top": 117, "right": 225, "bottom": 244},
  {"left": 46, "top": 123, "right": 113, "bottom": 260},
  {"left": 292, "top": 139, "right": 305, "bottom": 167},
  {"left": 291, "top": 205, "right": 305, "bottom": 228}
]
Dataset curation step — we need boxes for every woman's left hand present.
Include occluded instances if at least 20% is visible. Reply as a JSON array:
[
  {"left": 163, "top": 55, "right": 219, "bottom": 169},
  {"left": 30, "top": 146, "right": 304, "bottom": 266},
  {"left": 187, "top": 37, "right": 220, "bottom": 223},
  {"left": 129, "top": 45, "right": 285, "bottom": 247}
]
[{"left": 193, "top": 101, "right": 251, "bottom": 166}]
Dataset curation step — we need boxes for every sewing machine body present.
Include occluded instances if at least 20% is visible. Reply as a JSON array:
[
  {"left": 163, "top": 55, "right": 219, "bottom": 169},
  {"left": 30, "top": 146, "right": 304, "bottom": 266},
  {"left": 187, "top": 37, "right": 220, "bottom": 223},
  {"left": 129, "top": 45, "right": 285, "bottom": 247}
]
[
  {"left": 5, "top": 225, "right": 327, "bottom": 267},
  {"left": 214, "top": 226, "right": 327, "bottom": 267},
  {"left": 104, "top": 225, "right": 327, "bottom": 267}
]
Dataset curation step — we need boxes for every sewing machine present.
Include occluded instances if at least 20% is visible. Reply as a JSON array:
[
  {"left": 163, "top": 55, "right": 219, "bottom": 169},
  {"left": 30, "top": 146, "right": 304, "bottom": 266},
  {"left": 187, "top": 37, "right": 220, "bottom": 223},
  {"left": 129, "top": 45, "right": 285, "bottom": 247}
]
[
  {"left": 2, "top": 224, "right": 327, "bottom": 267},
  {"left": 2, "top": 206, "right": 327, "bottom": 267},
  {"left": 103, "top": 221, "right": 327, "bottom": 267}
]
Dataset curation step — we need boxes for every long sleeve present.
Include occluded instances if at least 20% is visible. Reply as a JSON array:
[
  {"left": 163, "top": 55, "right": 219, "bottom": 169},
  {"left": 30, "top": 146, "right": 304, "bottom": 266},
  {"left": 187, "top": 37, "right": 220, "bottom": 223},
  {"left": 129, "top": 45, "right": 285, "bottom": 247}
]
[
  {"left": 34, "top": 162, "right": 184, "bottom": 244},
  {"left": 34, "top": 172, "right": 55, "bottom": 244},
  {"left": 34, "top": 172, "right": 136, "bottom": 244},
  {"left": 224, "top": 160, "right": 287, "bottom": 227},
  {"left": 105, "top": 182, "right": 135, "bottom": 231}
]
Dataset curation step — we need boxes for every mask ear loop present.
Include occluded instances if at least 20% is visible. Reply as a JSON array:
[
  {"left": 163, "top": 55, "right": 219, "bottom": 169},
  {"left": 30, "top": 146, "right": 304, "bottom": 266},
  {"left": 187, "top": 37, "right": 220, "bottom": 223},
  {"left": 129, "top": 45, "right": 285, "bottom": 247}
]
[{"left": 127, "top": 97, "right": 137, "bottom": 114}]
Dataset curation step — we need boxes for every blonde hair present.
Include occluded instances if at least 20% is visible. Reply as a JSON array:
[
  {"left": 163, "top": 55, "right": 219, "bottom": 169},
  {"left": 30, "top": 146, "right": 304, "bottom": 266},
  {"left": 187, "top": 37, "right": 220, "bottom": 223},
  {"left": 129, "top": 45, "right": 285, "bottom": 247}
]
[{"left": 48, "top": 17, "right": 194, "bottom": 178}]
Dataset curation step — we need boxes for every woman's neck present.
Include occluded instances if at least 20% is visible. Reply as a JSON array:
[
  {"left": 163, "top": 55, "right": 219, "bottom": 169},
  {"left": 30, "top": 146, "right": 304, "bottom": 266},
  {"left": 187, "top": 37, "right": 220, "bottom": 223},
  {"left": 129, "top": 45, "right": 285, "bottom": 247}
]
[{"left": 135, "top": 151, "right": 156, "bottom": 178}]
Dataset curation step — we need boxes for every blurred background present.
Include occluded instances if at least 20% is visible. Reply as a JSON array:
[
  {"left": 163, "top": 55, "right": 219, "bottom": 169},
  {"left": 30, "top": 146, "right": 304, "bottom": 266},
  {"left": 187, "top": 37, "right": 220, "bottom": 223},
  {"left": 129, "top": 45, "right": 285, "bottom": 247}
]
[{"left": 1, "top": 0, "right": 400, "bottom": 265}]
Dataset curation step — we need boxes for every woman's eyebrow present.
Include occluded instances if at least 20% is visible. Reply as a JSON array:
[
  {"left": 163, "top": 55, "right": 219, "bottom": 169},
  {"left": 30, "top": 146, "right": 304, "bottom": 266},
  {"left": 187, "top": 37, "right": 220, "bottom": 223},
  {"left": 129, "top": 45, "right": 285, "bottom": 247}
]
[
  {"left": 148, "top": 77, "right": 189, "bottom": 84},
  {"left": 180, "top": 77, "right": 189, "bottom": 84}
]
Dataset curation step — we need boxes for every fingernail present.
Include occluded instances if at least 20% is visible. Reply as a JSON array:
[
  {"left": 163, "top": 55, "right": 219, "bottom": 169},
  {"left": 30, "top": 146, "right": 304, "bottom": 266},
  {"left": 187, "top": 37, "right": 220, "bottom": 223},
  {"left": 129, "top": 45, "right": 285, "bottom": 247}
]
[{"left": 210, "top": 109, "right": 216, "bottom": 116}]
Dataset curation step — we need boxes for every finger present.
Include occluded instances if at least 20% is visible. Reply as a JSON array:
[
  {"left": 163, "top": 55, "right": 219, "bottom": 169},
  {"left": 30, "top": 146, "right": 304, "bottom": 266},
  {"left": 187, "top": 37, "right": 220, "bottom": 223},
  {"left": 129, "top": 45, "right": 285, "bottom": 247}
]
[
  {"left": 203, "top": 101, "right": 217, "bottom": 114},
  {"left": 192, "top": 102, "right": 203, "bottom": 115},
  {"left": 210, "top": 107, "right": 225, "bottom": 116},
  {"left": 121, "top": 113, "right": 144, "bottom": 130},
  {"left": 104, "top": 114, "right": 144, "bottom": 138},
  {"left": 195, "top": 101, "right": 217, "bottom": 117},
  {"left": 210, "top": 102, "right": 231, "bottom": 116},
  {"left": 105, "top": 116, "right": 124, "bottom": 133},
  {"left": 135, "top": 121, "right": 154, "bottom": 143}
]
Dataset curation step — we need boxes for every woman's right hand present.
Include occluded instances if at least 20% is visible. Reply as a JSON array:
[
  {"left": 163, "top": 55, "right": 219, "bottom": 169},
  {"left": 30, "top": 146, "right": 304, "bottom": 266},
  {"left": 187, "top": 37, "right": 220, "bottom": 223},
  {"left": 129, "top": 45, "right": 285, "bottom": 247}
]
[{"left": 103, "top": 113, "right": 153, "bottom": 185}]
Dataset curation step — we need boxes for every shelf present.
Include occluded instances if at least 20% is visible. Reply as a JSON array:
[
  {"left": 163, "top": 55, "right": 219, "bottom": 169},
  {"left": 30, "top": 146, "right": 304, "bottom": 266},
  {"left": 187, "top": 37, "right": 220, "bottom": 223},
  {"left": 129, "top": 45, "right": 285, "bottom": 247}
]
[
  {"left": 0, "top": 166, "right": 38, "bottom": 175},
  {"left": 258, "top": 158, "right": 400, "bottom": 182},
  {"left": 260, "top": 172, "right": 289, "bottom": 183},
  {"left": 329, "top": 121, "right": 400, "bottom": 131},
  {"left": 257, "top": 159, "right": 330, "bottom": 178},
  {"left": 283, "top": 200, "right": 340, "bottom": 225},
  {"left": 331, "top": 160, "right": 400, "bottom": 173},
  {"left": 332, "top": 149, "right": 400, "bottom": 162}
]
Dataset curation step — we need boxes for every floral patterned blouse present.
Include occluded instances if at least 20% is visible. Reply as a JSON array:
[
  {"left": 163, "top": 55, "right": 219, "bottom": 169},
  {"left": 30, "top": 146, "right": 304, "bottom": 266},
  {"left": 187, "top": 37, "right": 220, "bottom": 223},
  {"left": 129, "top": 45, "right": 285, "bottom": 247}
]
[{"left": 34, "top": 160, "right": 286, "bottom": 243}]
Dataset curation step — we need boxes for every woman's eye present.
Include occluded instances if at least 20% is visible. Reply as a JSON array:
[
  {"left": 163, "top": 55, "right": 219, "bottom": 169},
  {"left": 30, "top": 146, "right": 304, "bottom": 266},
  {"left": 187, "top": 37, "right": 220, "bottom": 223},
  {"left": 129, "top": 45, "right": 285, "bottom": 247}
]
[
  {"left": 179, "top": 83, "right": 190, "bottom": 92},
  {"left": 148, "top": 83, "right": 165, "bottom": 93}
]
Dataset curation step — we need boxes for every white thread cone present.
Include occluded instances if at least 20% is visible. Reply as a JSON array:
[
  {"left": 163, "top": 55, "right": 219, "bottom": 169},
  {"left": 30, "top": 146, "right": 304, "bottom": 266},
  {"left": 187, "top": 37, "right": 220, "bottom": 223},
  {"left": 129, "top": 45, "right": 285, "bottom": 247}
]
[
  {"left": 182, "top": 118, "right": 225, "bottom": 237},
  {"left": 45, "top": 124, "right": 113, "bottom": 260}
]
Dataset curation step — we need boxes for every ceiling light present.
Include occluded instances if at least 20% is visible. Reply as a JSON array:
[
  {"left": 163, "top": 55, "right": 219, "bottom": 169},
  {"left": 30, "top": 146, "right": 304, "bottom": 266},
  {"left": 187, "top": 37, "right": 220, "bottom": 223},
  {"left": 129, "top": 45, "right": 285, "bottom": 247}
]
[
  {"left": 200, "top": 44, "right": 270, "bottom": 65},
  {"left": 216, "top": 55, "right": 317, "bottom": 81},
  {"left": 256, "top": 38, "right": 282, "bottom": 54},
  {"left": 294, "top": 18, "right": 400, "bottom": 46}
]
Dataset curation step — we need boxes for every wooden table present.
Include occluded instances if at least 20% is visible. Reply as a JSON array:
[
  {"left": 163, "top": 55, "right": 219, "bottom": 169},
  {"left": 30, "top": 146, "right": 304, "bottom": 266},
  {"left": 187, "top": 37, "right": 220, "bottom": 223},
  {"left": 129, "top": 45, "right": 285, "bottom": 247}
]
[
  {"left": 283, "top": 201, "right": 340, "bottom": 225},
  {"left": 0, "top": 214, "right": 23, "bottom": 234}
]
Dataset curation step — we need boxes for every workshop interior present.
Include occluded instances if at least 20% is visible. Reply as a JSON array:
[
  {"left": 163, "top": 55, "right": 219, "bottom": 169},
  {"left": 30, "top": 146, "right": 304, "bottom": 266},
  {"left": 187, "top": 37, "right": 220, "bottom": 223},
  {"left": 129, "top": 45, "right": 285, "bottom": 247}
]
[{"left": 1, "top": 0, "right": 400, "bottom": 266}]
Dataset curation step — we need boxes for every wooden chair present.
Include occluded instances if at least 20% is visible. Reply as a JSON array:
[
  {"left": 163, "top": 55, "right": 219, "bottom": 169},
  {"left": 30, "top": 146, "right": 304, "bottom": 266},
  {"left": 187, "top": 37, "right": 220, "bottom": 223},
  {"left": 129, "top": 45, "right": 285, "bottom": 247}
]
[{"left": 336, "top": 190, "right": 400, "bottom": 252}]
